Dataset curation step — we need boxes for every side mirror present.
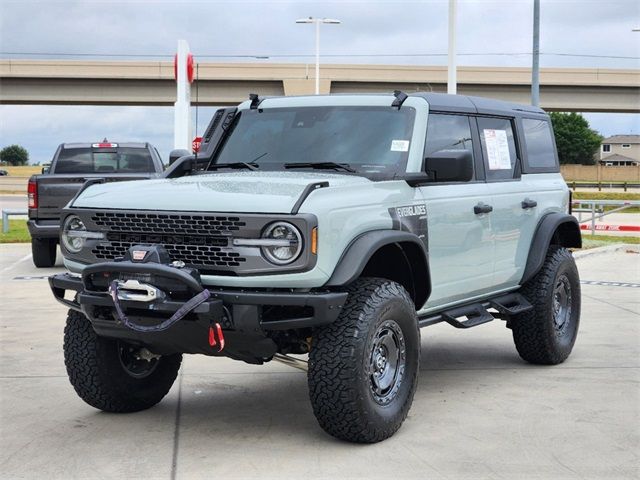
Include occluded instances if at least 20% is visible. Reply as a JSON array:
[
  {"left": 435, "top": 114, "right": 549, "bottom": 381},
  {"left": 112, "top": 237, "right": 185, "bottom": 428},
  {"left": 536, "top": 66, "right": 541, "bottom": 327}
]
[
  {"left": 425, "top": 149, "right": 473, "bottom": 183},
  {"left": 41, "top": 166, "right": 50, "bottom": 174},
  {"left": 169, "top": 149, "right": 191, "bottom": 165}
]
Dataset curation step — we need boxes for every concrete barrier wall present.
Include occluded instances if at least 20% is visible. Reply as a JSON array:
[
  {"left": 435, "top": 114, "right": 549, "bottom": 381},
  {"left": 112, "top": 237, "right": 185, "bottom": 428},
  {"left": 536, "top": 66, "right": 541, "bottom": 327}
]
[
  {"left": 0, "top": 177, "right": 28, "bottom": 193},
  {"left": 561, "top": 165, "right": 640, "bottom": 182}
]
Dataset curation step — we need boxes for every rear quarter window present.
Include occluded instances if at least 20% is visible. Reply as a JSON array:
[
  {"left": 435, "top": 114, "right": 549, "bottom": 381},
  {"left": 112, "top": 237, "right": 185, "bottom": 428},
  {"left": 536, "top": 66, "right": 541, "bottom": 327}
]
[{"left": 521, "top": 118, "right": 559, "bottom": 172}]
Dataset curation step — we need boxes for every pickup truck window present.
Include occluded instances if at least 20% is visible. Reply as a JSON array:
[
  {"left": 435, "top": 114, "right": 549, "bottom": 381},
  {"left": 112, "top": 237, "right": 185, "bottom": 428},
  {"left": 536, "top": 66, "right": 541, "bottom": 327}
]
[
  {"left": 212, "top": 106, "right": 416, "bottom": 178},
  {"left": 55, "top": 148, "right": 155, "bottom": 174}
]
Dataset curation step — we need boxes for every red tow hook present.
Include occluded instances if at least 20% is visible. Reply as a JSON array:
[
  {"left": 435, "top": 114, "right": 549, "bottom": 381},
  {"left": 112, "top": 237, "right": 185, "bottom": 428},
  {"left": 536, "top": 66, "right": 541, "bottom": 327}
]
[{"left": 208, "top": 322, "right": 225, "bottom": 352}]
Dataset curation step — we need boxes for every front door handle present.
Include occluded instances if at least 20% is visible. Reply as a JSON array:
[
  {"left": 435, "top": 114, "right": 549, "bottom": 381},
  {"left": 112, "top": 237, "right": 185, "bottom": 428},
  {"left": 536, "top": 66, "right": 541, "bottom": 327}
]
[
  {"left": 474, "top": 203, "right": 493, "bottom": 215},
  {"left": 521, "top": 198, "right": 538, "bottom": 209}
]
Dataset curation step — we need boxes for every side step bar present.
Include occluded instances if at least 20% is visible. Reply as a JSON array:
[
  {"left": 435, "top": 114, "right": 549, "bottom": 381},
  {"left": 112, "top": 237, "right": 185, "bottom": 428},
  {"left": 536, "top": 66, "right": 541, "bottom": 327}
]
[
  {"left": 489, "top": 293, "right": 533, "bottom": 317},
  {"left": 442, "top": 303, "right": 494, "bottom": 329},
  {"left": 418, "top": 293, "right": 533, "bottom": 329},
  {"left": 271, "top": 353, "right": 308, "bottom": 372}
]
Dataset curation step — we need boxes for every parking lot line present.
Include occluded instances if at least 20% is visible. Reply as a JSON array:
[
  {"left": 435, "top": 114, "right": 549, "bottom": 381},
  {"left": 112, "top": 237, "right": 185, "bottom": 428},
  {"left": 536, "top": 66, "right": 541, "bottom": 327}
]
[{"left": 0, "top": 253, "right": 31, "bottom": 274}]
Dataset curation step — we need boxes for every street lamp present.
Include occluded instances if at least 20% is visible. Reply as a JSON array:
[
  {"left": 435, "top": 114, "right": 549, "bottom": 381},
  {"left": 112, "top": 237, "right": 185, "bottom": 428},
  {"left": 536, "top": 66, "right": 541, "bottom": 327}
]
[
  {"left": 296, "top": 17, "right": 341, "bottom": 95},
  {"left": 447, "top": 0, "right": 457, "bottom": 94}
]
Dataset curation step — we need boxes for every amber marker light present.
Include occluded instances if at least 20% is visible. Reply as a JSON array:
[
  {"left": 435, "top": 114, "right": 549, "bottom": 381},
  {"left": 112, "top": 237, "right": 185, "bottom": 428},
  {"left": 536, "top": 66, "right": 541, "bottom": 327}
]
[{"left": 311, "top": 227, "right": 318, "bottom": 255}]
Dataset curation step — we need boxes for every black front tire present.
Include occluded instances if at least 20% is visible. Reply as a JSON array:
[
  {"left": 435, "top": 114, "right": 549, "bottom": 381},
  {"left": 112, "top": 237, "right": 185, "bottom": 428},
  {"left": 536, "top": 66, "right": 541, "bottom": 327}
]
[
  {"left": 63, "top": 310, "right": 182, "bottom": 413},
  {"left": 308, "top": 278, "right": 420, "bottom": 443},
  {"left": 32, "top": 238, "right": 57, "bottom": 268},
  {"left": 512, "top": 247, "right": 581, "bottom": 365}
]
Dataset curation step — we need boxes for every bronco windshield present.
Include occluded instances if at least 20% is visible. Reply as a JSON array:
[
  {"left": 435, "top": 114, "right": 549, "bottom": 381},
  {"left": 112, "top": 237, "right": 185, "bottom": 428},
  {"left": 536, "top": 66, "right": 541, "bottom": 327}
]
[{"left": 210, "top": 106, "right": 416, "bottom": 178}]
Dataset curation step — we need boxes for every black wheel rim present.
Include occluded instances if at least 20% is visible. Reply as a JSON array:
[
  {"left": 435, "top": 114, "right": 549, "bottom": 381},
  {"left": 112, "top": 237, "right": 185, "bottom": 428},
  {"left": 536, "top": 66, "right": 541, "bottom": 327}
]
[
  {"left": 368, "top": 320, "right": 406, "bottom": 406},
  {"left": 118, "top": 342, "right": 159, "bottom": 379},
  {"left": 553, "top": 274, "right": 572, "bottom": 336}
]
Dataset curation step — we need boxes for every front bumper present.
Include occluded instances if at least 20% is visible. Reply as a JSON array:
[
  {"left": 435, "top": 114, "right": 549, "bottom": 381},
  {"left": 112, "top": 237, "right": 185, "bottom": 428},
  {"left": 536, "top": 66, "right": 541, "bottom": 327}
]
[{"left": 49, "top": 260, "right": 347, "bottom": 358}]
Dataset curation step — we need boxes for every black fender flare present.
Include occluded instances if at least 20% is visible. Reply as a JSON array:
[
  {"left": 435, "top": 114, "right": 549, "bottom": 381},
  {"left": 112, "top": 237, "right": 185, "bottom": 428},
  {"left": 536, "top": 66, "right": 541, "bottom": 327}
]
[
  {"left": 521, "top": 212, "right": 582, "bottom": 285},
  {"left": 325, "top": 230, "right": 431, "bottom": 309}
]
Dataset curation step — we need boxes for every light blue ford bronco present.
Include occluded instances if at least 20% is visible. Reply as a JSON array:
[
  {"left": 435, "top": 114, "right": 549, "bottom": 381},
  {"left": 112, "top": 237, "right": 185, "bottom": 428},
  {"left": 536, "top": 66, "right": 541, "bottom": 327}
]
[{"left": 50, "top": 92, "right": 582, "bottom": 443}]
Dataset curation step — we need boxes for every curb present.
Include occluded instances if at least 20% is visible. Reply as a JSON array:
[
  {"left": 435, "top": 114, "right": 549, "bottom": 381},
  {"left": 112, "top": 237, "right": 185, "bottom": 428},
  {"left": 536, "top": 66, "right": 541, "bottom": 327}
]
[{"left": 573, "top": 243, "right": 640, "bottom": 260}]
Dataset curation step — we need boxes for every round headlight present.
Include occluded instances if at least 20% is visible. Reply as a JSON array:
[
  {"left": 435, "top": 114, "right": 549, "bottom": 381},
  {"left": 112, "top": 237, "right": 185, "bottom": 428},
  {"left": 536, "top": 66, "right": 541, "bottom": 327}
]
[
  {"left": 61, "top": 215, "right": 87, "bottom": 253},
  {"left": 261, "top": 222, "right": 303, "bottom": 265}
]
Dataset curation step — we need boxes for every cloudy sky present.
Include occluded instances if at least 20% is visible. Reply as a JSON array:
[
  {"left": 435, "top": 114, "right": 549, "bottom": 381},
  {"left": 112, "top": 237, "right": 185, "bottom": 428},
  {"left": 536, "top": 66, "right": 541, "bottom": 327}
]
[{"left": 1, "top": 0, "right": 639, "bottom": 164}]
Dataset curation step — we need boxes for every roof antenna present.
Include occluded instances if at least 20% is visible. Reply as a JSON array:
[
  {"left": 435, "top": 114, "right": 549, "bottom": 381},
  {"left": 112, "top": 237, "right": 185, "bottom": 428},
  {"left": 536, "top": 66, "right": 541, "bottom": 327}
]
[
  {"left": 392, "top": 90, "right": 408, "bottom": 109},
  {"left": 249, "top": 93, "right": 262, "bottom": 110}
]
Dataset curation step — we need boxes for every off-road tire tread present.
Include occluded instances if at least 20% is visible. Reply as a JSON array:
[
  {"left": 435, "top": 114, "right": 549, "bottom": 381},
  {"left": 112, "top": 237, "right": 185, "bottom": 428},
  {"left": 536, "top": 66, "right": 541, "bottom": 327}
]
[
  {"left": 308, "top": 277, "right": 419, "bottom": 443},
  {"left": 63, "top": 310, "right": 182, "bottom": 412},
  {"left": 32, "top": 238, "right": 56, "bottom": 268},
  {"left": 512, "top": 246, "right": 580, "bottom": 365}
]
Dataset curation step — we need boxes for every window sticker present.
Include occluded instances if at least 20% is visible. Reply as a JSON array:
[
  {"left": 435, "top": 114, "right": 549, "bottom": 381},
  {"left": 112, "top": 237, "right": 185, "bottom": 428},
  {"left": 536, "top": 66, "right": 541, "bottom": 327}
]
[
  {"left": 390, "top": 140, "right": 410, "bottom": 152},
  {"left": 483, "top": 129, "right": 511, "bottom": 170}
]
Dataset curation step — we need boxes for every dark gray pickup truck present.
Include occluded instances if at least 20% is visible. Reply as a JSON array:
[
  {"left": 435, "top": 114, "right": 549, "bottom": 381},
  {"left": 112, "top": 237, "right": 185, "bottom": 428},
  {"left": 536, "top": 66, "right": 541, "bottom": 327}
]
[{"left": 28, "top": 142, "right": 164, "bottom": 267}]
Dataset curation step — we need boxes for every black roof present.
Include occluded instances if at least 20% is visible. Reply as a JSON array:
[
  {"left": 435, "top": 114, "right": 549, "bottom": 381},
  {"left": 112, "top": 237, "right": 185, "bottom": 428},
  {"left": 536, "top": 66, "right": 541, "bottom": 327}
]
[{"left": 411, "top": 92, "right": 547, "bottom": 117}]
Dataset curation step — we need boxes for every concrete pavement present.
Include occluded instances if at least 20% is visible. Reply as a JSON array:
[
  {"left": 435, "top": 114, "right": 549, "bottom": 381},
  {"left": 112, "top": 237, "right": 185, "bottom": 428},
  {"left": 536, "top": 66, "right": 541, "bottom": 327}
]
[{"left": 0, "top": 243, "right": 638, "bottom": 479}]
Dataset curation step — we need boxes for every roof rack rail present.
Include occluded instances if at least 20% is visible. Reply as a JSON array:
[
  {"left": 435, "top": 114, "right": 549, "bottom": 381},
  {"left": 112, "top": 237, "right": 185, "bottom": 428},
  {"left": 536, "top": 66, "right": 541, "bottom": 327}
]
[
  {"left": 249, "top": 93, "right": 263, "bottom": 110},
  {"left": 391, "top": 90, "right": 408, "bottom": 109}
]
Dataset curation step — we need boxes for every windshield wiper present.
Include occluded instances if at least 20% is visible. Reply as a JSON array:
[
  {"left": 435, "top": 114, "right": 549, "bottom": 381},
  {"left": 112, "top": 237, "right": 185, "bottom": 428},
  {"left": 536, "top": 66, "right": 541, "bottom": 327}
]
[
  {"left": 208, "top": 161, "right": 259, "bottom": 171},
  {"left": 284, "top": 161, "right": 356, "bottom": 173}
]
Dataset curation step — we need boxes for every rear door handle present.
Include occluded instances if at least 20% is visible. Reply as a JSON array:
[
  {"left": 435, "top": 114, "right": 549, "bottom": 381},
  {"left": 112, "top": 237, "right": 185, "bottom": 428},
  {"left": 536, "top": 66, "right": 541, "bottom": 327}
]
[
  {"left": 521, "top": 198, "right": 538, "bottom": 209},
  {"left": 474, "top": 203, "right": 493, "bottom": 215}
]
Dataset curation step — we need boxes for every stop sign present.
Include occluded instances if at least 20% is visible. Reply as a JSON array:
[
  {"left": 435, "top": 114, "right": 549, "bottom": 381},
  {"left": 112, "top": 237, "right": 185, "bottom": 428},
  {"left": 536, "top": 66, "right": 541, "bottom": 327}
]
[
  {"left": 192, "top": 136, "right": 202, "bottom": 153},
  {"left": 174, "top": 53, "right": 194, "bottom": 83}
]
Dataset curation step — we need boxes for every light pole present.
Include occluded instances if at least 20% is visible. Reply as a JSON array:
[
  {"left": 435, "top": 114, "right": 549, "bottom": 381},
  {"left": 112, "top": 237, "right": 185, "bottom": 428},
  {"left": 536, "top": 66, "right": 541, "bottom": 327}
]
[
  {"left": 447, "top": 0, "right": 457, "bottom": 94},
  {"left": 531, "top": 0, "right": 541, "bottom": 106},
  {"left": 296, "top": 17, "right": 341, "bottom": 94}
]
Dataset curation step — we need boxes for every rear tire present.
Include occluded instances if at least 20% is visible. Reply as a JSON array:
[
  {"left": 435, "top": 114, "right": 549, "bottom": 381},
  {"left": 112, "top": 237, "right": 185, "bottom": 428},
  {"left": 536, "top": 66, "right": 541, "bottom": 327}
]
[
  {"left": 308, "top": 278, "right": 420, "bottom": 443},
  {"left": 63, "top": 310, "right": 182, "bottom": 412},
  {"left": 32, "top": 238, "right": 57, "bottom": 268},
  {"left": 512, "top": 247, "right": 581, "bottom": 365}
]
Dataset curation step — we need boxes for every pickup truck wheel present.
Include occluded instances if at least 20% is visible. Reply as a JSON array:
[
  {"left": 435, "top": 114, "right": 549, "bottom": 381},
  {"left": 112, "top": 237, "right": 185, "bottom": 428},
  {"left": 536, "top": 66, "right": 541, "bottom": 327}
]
[
  {"left": 512, "top": 247, "right": 581, "bottom": 365},
  {"left": 31, "top": 238, "right": 57, "bottom": 268},
  {"left": 63, "top": 310, "right": 182, "bottom": 412},
  {"left": 308, "top": 278, "right": 420, "bottom": 443}
]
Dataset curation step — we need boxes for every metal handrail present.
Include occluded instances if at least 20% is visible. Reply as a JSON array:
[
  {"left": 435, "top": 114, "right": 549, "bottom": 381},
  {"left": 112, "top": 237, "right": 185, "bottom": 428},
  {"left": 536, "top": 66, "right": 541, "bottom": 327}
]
[
  {"left": 2, "top": 208, "right": 27, "bottom": 234},
  {"left": 571, "top": 199, "right": 639, "bottom": 234}
]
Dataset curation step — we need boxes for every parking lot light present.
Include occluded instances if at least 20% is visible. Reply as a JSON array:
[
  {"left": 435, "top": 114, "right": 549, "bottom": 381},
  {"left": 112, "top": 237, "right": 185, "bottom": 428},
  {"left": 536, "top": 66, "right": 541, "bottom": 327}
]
[{"left": 295, "top": 17, "right": 341, "bottom": 95}]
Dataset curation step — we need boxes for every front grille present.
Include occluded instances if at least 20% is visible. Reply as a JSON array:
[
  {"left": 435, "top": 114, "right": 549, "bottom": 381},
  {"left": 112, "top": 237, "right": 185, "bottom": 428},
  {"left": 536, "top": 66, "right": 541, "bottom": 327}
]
[
  {"left": 93, "top": 241, "right": 245, "bottom": 267},
  {"left": 89, "top": 211, "right": 250, "bottom": 269},
  {"left": 106, "top": 232, "right": 228, "bottom": 247},
  {"left": 91, "top": 212, "right": 246, "bottom": 236}
]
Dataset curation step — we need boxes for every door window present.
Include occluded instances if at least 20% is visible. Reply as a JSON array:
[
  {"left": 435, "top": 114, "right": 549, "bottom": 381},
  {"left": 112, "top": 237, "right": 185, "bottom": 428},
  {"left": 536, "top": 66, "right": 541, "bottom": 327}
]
[
  {"left": 477, "top": 117, "right": 519, "bottom": 181},
  {"left": 424, "top": 113, "right": 475, "bottom": 179}
]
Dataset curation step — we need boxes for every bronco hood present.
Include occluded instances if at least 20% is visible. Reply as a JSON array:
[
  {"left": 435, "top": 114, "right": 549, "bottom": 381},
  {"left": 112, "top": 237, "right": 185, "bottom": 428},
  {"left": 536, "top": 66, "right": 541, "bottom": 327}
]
[{"left": 71, "top": 171, "right": 373, "bottom": 213}]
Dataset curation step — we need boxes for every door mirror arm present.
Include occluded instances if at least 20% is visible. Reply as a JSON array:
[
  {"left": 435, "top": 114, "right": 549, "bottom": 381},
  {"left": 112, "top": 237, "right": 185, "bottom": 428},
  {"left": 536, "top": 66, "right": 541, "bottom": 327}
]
[{"left": 404, "top": 173, "right": 431, "bottom": 187}]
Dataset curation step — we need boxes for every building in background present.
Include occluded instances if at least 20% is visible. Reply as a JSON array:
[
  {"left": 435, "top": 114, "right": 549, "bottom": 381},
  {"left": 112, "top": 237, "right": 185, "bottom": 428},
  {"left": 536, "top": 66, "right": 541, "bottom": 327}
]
[{"left": 599, "top": 135, "right": 640, "bottom": 166}]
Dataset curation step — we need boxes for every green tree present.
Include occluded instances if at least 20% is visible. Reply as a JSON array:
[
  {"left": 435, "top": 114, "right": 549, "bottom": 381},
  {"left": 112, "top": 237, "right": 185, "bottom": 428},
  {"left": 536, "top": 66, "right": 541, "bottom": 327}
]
[
  {"left": 0, "top": 144, "right": 29, "bottom": 166},
  {"left": 549, "top": 112, "right": 602, "bottom": 165}
]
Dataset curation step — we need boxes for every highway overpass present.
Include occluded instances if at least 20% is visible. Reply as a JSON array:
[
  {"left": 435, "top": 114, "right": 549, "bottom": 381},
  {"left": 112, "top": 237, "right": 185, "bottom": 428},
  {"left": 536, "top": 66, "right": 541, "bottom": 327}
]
[{"left": 1, "top": 60, "right": 638, "bottom": 112}]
